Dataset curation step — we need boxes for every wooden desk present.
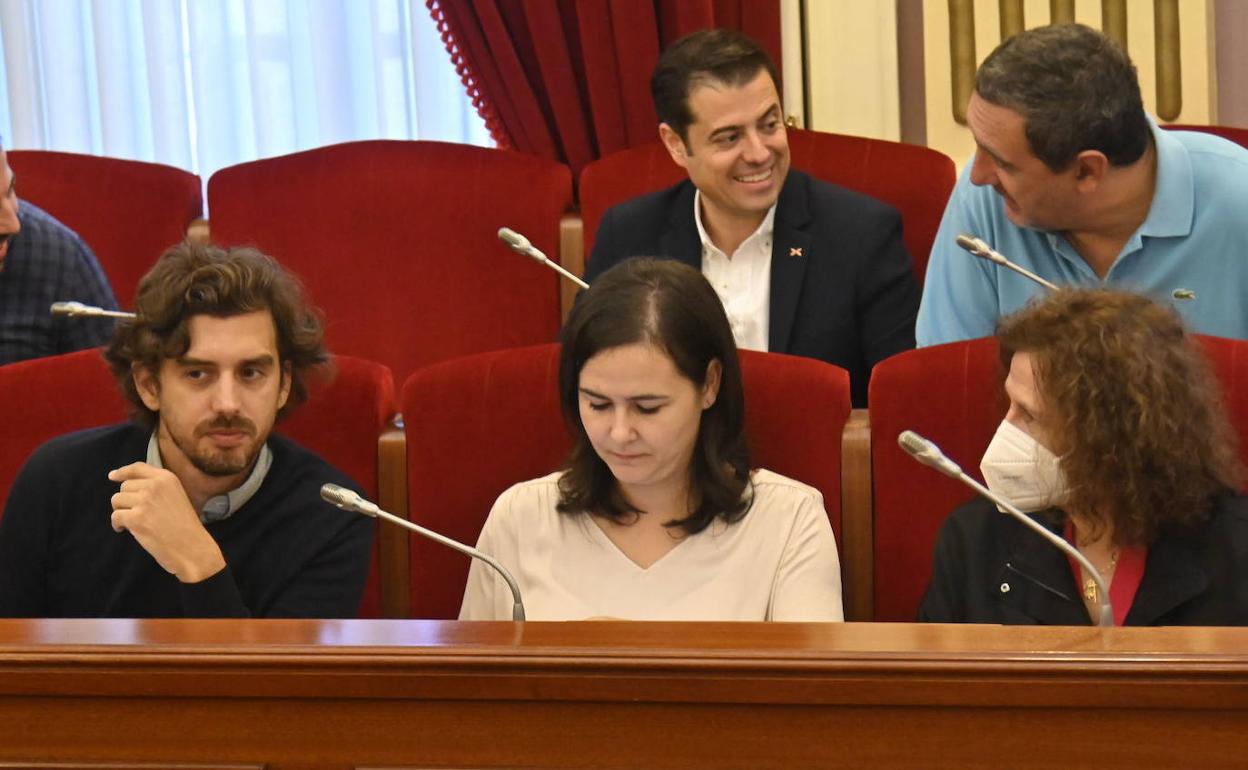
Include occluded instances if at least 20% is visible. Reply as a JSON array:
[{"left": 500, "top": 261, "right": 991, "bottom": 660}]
[{"left": 2, "top": 620, "right": 1246, "bottom": 769}]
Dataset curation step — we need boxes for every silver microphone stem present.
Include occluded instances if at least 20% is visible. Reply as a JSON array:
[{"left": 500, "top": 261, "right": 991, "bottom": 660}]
[
  {"left": 959, "top": 472, "right": 1112, "bottom": 627},
  {"left": 898, "top": 430, "right": 1112, "bottom": 627},
  {"left": 320, "top": 484, "right": 525, "bottom": 621},
  {"left": 542, "top": 256, "right": 590, "bottom": 290},
  {"left": 497, "top": 226, "right": 589, "bottom": 290},
  {"left": 955, "top": 234, "right": 1060, "bottom": 291},
  {"left": 49, "top": 301, "right": 137, "bottom": 319}
]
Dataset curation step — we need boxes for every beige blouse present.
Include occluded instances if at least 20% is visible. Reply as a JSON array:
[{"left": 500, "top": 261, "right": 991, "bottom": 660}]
[{"left": 458, "top": 469, "right": 843, "bottom": 622}]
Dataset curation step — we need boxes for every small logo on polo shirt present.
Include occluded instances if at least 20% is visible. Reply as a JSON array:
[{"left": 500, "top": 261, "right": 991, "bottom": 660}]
[
  {"left": 789, "top": 247, "right": 803, "bottom": 258},
  {"left": 1172, "top": 288, "right": 1196, "bottom": 301}
]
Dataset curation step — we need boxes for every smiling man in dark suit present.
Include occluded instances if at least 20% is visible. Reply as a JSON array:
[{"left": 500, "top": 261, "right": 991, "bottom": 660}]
[{"left": 584, "top": 29, "right": 919, "bottom": 407}]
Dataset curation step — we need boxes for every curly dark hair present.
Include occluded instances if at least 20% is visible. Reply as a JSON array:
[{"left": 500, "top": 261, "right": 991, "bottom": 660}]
[
  {"left": 651, "top": 28, "right": 780, "bottom": 147},
  {"left": 975, "top": 23, "right": 1151, "bottom": 171},
  {"left": 556, "top": 258, "right": 751, "bottom": 535},
  {"left": 104, "top": 241, "right": 329, "bottom": 429},
  {"left": 997, "top": 288, "right": 1242, "bottom": 545}
]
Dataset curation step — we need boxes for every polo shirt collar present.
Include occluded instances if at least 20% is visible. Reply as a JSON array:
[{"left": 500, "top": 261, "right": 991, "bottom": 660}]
[
  {"left": 146, "top": 431, "right": 273, "bottom": 524},
  {"left": 1138, "top": 115, "right": 1194, "bottom": 238}
]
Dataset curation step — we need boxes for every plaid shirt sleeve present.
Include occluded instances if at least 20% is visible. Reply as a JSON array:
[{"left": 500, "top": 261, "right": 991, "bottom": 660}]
[
  {"left": 52, "top": 224, "right": 119, "bottom": 354},
  {"left": 0, "top": 202, "right": 119, "bottom": 365}
]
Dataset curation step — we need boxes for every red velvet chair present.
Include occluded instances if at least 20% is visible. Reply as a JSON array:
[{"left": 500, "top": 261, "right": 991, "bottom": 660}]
[
  {"left": 0, "top": 349, "right": 395, "bottom": 617},
  {"left": 401, "top": 343, "right": 851, "bottom": 619},
  {"left": 867, "top": 333, "right": 1248, "bottom": 623},
  {"left": 207, "top": 141, "right": 574, "bottom": 388},
  {"left": 1194, "top": 335, "right": 1248, "bottom": 466},
  {"left": 868, "top": 337, "right": 1005, "bottom": 622},
  {"left": 5, "top": 151, "right": 203, "bottom": 306},
  {"left": 279, "top": 354, "right": 396, "bottom": 618},
  {"left": 1164, "top": 124, "right": 1248, "bottom": 149},
  {"left": 578, "top": 128, "right": 957, "bottom": 283},
  {"left": 0, "top": 350, "right": 128, "bottom": 509}
]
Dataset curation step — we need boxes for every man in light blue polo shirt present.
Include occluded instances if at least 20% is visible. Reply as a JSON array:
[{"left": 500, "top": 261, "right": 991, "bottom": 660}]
[{"left": 918, "top": 23, "right": 1248, "bottom": 347}]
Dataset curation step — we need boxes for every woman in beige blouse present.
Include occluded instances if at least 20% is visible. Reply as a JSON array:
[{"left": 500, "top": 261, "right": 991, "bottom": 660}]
[{"left": 459, "top": 258, "right": 842, "bottom": 621}]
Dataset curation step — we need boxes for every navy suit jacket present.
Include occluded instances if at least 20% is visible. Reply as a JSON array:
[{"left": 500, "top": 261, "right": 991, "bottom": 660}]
[{"left": 585, "top": 170, "right": 919, "bottom": 406}]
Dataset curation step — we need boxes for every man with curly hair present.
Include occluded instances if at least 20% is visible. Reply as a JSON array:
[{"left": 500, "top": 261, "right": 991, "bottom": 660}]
[
  {"left": 920, "top": 288, "right": 1248, "bottom": 625},
  {"left": 0, "top": 242, "right": 373, "bottom": 618}
]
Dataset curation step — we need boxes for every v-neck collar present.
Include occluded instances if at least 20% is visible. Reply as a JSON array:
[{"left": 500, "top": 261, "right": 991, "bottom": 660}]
[{"left": 584, "top": 514, "right": 692, "bottom": 573}]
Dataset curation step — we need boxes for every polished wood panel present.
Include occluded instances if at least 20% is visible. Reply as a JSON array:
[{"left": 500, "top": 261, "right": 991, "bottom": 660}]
[
  {"left": 558, "top": 211, "right": 584, "bottom": 323},
  {"left": 2, "top": 620, "right": 1247, "bottom": 769},
  {"left": 0, "top": 764, "right": 261, "bottom": 769},
  {"left": 377, "top": 423, "right": 410, "bottom": 619},
  {"left": 839, "top": 408, "right": 872, "bottom": 621}
]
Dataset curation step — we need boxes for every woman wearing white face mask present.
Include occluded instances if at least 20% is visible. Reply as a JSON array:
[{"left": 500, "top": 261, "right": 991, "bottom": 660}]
[
  {"left": 919, "top": 288, "right": 1248, "bottom": 626},
  {"left": 458, "top": 258, "right": 843, "bottom": 621}
]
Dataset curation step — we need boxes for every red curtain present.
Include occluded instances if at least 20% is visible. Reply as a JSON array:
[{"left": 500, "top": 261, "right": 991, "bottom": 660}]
[{"left": 427, "top": 0, "right": 782, "bottom": 174}]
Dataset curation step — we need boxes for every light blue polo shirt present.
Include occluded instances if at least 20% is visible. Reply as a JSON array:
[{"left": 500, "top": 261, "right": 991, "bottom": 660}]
[{"left": 916, "top": 119, "right": 1248, "bottom": 346}]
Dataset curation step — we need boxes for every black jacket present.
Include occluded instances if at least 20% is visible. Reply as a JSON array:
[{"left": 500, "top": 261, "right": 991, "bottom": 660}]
[
  {"left": 918, "top": 495, "right": 1248, "bottom": 626},
  {"left": 585, "top": 170, "right": 919, "bottom": 407}
]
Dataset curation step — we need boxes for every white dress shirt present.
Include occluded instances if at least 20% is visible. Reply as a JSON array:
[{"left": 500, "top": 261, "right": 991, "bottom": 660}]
[{"left": 694, "top": 190, "right": 776, "bottom": 352}]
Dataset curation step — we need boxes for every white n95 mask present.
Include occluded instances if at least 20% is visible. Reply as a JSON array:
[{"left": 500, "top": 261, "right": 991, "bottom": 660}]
[{"left": 979, "top": 419, "right": 1069, "bottom": 512}]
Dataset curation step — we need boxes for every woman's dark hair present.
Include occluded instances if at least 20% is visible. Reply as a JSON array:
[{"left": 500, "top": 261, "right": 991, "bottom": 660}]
[
  {"left": 105, "top": 241, "right": 329, "bottom": 429},
  {"left": 997, "top": 288, "right": 1242, "bottom": 545},
  {"left": 556, "top": 257, "right": 750, "bottom": 535}
]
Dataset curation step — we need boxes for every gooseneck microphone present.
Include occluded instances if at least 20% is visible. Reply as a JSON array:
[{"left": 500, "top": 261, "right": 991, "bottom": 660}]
[
  {"left": 320, "top": 483, "right": 526, "bottom": 621},
  {"left": 897, "top": 430, "right": 1112, "bottom": 627},
  {"left": 50, "top": 301, "right": 137, "bottom": 320},
  {"left": 955, "top": 234, "right": 1059, "bottom": 291},
  {"left": 497, "top": 226, "right": 589, "bottom": 290}
]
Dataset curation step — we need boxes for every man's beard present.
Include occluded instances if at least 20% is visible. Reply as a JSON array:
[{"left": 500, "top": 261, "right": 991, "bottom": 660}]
[{"left": 170, "top": 414, "right": 262, "bottom": 478}]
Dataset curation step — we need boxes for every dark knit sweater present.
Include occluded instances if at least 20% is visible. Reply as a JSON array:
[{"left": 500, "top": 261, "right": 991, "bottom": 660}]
[{"left": 0, "top": 423, "right": 374, "bottom": 618}]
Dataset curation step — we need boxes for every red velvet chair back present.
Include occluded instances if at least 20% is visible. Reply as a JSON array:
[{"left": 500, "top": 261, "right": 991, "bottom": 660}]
[
  {"left": 868, "top": 333, "right": 1248, "bottom": 622},
  {"left": 6, "top": 151, "right": 203, "bottom": 306},
  {"left": 739, "top": 349, "right": 850, "bottom": 545},
  {"left": 0, "top": 350, "right": 395, "bottom": 618},
  {"left": 402, "top": 344, "right": 566, "bottom": 619},
  {"left": 279, "top": 355, "right": 396, "bottom": 618},
  {"left": 868, "top": 337, "right": 1006, "bottom": 622},
  {"left": 578, "top": 128, "right": 956, "bottom": 283},
  {"left": 0, "top": 350, "right": 128, "bottom": 510},
  {"left": 1194, "top": 335, "right": 1248, "bottom": 469},
  {"left": 1164, "top": 124, "right": 1248, "bottom": 149},
  {"left": 207, "top": 141, "right": 574, "bottom": 387},
  {"left": 402, "top": 344, "right": 851, "bottom": 619}
]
